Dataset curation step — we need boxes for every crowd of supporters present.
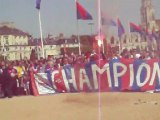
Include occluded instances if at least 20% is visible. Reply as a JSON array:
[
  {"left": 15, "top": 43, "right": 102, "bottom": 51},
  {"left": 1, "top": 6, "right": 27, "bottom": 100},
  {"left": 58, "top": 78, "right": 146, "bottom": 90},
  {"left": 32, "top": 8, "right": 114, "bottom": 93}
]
[{"left": 0, "top": 48, "right": 159, "bottom": 98}]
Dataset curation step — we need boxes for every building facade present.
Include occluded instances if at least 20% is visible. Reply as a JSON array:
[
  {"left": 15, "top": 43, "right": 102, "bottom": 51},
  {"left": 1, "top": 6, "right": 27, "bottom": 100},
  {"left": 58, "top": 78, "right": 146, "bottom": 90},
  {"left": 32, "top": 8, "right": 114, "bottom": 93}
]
[
  {"left": 140, "top": 0, "right": 157, "bottom": 30},
  {"left": 0, "top": 22, "right": 32, "bottom": 60},
  {"left": 107, "top": 0, "right": 159, "bottom": 53},
  {"left": 0, "top": 22, "right": 80, "bottom": 60},
  {"left": 107, "top": 33, "right": 148, "bottom": 52}
]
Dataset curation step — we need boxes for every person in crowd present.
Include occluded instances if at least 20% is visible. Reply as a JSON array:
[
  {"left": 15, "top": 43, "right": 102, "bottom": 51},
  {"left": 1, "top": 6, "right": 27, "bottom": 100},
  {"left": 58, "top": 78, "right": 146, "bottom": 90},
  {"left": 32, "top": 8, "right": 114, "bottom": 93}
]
[
  {"left": 8, "top": 63, "right": 18, "bottom": 96},
  {"left": 0, "top": 62, "right": 16, "bottom": 98},
  {"left": 45, "top": 59, "right": 55, "bottom": 89},
  {"left": 54, "top": 58, "right": 62, "bottom": 70},
  {"left": 37, "top": 60, "right": 45, "bottom": 73},
  {"left": 23, "top": 71, "right": 30, "bottom": 95},
  {"left": 62, "top": 57, "right": 76, "bottom": 92},
  {"left": 111, "top": 52, "right": 119, "bottom": 60},
  {"left": 0, "top": 48, "right": 160, "bottom": 98},
  {"left": 139, "top": 50, "right": 150, "bottom": 60},
  {"left": 130, "top": 49, "right": 140, "bottom": 59},
  {"left": 0, "top": 61, "right": 6, "bottom": 97},
  {"left": 121, "top": 49, "right": 130, "bottom": 59},
  {"left": 16, "top": 61, "right": 25, "bottom": 87},
  {"left": 28, "top": 61, "right": 38, "bottom": 73}
]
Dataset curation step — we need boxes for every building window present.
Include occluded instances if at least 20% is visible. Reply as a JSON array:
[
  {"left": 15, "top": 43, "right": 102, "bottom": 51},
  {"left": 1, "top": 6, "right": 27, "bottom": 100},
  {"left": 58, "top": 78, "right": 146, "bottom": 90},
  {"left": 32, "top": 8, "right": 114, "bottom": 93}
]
[
  {"left": 2, "top": 48, "right": 6, "bottom": 52},
  {"left": 6, "top": 40, "right": 9, "bottom": 45},
  {"left": 3, "top": 36, "right": 9, "bottom": 45},
  {"left": 6, "top": 47, "right": 9, "bottom": 51}
]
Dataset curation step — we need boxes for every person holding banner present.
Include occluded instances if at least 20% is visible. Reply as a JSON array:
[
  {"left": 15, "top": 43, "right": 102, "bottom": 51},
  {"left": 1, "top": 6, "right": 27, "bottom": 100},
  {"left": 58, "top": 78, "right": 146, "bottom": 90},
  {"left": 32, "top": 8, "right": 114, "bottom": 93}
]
[
  {"left": 45, "top": 59, "right": 55, "bottom": 89},
  {"left": 62, "top": 57, "right": 76, "bottom": 92}
]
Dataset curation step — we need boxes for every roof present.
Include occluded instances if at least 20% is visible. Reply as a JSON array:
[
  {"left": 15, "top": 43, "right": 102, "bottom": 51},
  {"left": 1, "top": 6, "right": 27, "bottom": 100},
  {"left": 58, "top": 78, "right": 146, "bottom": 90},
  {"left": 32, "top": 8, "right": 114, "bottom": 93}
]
[
  {"left": 0, "top": 26, "right": 30, "bottom": 36},
  {"left": 28, "top": 37, "right": 78, "bottom": 46}
]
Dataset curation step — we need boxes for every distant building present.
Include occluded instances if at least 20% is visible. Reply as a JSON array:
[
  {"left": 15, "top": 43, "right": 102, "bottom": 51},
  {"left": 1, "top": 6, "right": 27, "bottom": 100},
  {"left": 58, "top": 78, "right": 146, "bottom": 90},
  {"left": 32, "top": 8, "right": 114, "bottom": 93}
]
[
  {"left": 0, "top": 22, "right": 82, "bottom": 60},
  {"left": 107, "top": 33, "right": 148, "bottom": 53},
  {"left": 108, "top": 0, "right": 159, "bottom": 53},
  {"left": 141, "top": 0, "right": 160, "bottom": 50},
  {"left": 0, "top": 22, "right": 32, "bottom": 60},
  {"left": 140, "top": 0, "right": 157, "bottom": 30},
  {"left": 30, "top": 37, "right": 79, "bottom": 57}
]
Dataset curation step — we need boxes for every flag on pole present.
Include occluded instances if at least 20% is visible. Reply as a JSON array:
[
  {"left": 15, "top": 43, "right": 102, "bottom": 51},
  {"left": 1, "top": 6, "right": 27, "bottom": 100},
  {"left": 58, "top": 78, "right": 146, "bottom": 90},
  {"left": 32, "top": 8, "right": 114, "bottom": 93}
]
[
  {"left": 36, "top": 0, "right": 41, "bottom": 10},
  {"left": 152, "top": 27, "right": 159, "bottom": 41},
  {"left": 129, "top": 22, "right": 141, "bottom": 33},
  {"left": 101, "top": 13, "right": 116, "bottom": 26},
  {"left": 102, "top": 17, "right": 117, "bottom": 26},
  {"left": 76, "top": 1, "right": 93, "bottom": 20},
  {"left": 143, "top": 27, "right": 158, "bottom": 41},
  {"left": 117, "top": 18, "right": 125, "bottom": 37},
  {"left": 141, "top": 28, "right": 149, "bottom": 36}
]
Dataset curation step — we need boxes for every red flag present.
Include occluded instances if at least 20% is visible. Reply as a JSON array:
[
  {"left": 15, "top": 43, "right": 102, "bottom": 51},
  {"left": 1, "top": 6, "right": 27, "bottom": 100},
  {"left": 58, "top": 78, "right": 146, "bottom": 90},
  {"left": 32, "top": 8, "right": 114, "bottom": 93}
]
[
  {"left": 76, "top": 1, "right": 93, "bottom": 20},
  {"left": 117, "top": 18, "right": 125, "bottom": 37},
  {"left": 130, "top": 22, "right": 141, "bottom": 33}
]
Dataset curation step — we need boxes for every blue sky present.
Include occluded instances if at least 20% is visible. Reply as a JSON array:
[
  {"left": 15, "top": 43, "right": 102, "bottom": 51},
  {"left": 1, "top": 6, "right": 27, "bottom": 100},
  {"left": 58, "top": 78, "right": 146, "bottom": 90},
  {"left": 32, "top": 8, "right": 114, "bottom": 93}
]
[{"left": 0, "top": 0, "right": 160, "bottom": 38}]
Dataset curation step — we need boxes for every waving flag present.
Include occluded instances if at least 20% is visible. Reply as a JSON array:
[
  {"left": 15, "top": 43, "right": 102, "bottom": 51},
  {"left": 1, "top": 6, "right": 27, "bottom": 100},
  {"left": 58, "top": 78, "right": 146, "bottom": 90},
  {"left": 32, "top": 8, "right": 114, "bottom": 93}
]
[
  {"left": 109, "top": 19, "right": 117, "bottom": 26},
  {"left": 76, "top": 1, "right": 93, "bottom": 20},
  {"left": 36, "top": 0, "right": 41, "bottom": 10},
  {"left": 146, "top": 28, "right": 159, "bottom": 41},
  {"left": 102, "top": 17, "right": 117, "bottom": 26},
  {"left": 152, "top": 27, "right": 159, "bottom": 41},
  {"left": 101, "top": 12, "right": 116, "bottom": 26},
  {"left": 130, "top": 22, "right": 141, "bottom": 33},
  {"left": 117, "top": 18, "right": 125, "bottom": 37},
  {"left": 140, "top": 28, "right": 149, "bottom": 38}
]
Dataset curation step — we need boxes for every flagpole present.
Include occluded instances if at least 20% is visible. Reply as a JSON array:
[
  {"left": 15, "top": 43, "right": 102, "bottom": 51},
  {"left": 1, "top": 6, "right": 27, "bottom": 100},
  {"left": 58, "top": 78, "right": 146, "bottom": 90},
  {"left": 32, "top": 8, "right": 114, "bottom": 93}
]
[
  {"left": 98, "top": 1, "right": 104, "bottom": 54},
  {"left": 117, "top": 17, "right": 122, "bottom": 54},
  {"left": 128, "top": 21, "right": 131, "bottom": 49},
  {"left": 117, "top": 17, "right": 126, "bottom": 55},
  {"left": 77, "top": 20, "right": 81, "bottom": 55},
  {"left": 119, "top": 37, "right": 122, "bottom": 54},
  {"left": 75, "top": 0, "right": 81, "bottom": 55},
  {"left": 38, "top": 10, "right": 45, "bottom": 58},
  {"left": 97, "top": 0, "right": 102, "bottom": 120},
  {"left": 128, "top": 21, "right": 130, "bottom": 33}
]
